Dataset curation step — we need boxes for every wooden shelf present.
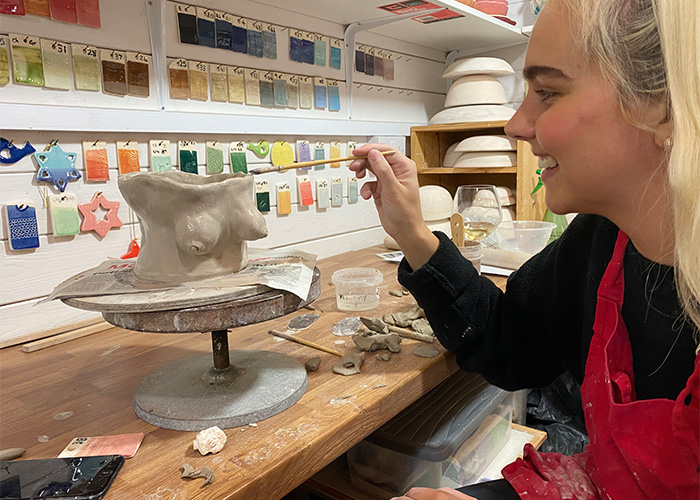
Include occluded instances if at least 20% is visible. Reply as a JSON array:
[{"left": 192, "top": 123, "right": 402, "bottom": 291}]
[
  {"left": 420, "top": 167, "right": 517, "bottom": 174},
  {"left": 411, "top": 121, "right": 546, "bottom": 221}
]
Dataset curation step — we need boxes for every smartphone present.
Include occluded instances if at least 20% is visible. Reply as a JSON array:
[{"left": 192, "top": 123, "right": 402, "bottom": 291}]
[{"left": 0, "top": 455, "right": 124, "bottom": 500}]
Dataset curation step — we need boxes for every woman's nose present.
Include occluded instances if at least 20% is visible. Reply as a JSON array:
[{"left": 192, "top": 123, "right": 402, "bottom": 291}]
[{"left": 504, "top": 99, "right": 536, "bottom": 142}]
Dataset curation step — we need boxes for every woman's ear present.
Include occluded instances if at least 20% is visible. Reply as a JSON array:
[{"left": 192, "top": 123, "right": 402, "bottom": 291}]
[{"left": 646, "top": 99, "right": 673, "bottom": 149}]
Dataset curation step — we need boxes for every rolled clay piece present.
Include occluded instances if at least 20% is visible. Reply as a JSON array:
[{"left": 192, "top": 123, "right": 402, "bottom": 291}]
[
  {"left": 118, "top": 170, "right": 268, "bottom": 283},
  {"left": 332, "top": 352, "right": 366, "bottom": 376},
  {"left": 413, "top": 344, "right": 441, "bottom": 358},
  {"left": 353, "top": 331, "right": 402, "bottom": 353},
  {"left": 0, "top": 448, "right": 26, "bottom": 461},
  {"left": 411, "top": 318, "right": 434, "bottom": 336},
  {"left": 360, "top": 316, "right": 389, "bottom": 334},
  {"left": 376, "top": 352, "right": 391, "bottom": 362},
  {"left": 193, "top": 426, "right": 227, "bottom": 455},
  {"left": 305, "top": 356, "right": 321, "bottom": 372}
]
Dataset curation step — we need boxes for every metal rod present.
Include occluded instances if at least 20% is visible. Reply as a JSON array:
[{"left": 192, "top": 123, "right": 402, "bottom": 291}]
[{"left": 211, "top": 330, "right": 230, "bottom": 370}]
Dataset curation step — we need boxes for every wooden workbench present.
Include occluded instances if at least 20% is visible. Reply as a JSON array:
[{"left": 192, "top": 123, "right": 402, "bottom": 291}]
[{"left": 0, "top": 245, "right": 507, "bottom": 500}]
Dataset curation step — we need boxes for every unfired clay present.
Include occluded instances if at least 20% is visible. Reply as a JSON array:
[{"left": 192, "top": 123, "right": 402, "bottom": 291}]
[
  {"left": 332, "top": 352, "right": 365, "bottom": 376},
  {"left": 305, "top": 356, "right": 321, "bottom": 372},
  {"left": 413, "top": 345, "right": 441, "bottom": 358},
  {"left": 352, "top": 331, "right": 402, "bottom": 353},
  {"left": 118, "top": 170, "right": 267, "bottom": 283}
]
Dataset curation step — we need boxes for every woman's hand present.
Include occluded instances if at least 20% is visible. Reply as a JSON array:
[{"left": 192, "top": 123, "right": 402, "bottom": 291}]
[
  {"left": 391, "top": 487, "right": 478, "bottom": 500},
  {"left": 349, "top": 144, "right": 439, "bottom": 270}
]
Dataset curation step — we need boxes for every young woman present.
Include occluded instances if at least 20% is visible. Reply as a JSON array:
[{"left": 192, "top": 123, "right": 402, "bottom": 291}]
[{"left": 349, "top": 0, "right": 699, "bottom": 499}]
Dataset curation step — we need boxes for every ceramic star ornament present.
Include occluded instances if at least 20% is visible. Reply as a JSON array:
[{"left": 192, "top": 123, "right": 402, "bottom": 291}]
[
  {"left": 34, "top": 142, "right": 81, "bottom": 192},
  {"left": 78, "top": 192, "right": 123, "bottom": 238}
]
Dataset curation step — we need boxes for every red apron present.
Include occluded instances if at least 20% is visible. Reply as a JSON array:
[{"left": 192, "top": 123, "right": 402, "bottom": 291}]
[{"left": 502, "top": 231, "right": 700, "bottom": 499}]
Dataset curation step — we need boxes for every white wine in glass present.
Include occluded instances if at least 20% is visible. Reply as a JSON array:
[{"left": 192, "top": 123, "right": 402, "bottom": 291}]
[{"left": 453, "top": 185, "right": 503, "bottom": 242}]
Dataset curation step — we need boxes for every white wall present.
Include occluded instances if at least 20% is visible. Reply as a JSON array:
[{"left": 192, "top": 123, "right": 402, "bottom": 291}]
[
  {"left": 0, "top": 0, "right": 450, "bottom": 345},
  {"left": 1, "top": 0, "right": 528, "bottom": 345}
]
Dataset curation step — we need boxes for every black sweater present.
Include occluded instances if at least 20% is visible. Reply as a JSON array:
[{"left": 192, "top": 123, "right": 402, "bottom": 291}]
[{"left": 398, "top": 214, "right": 696, "bottom": 401}]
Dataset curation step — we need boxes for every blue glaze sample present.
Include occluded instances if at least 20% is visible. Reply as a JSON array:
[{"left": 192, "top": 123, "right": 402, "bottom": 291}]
[
  {"left": 197, "top": 16, "right": 216, "bottom": 47},
  {"left": 262, "top": 30, "right": 277, "bottom": 59},
  {"left": 259, "top": 80, "right": 274, "bottom": 107},
  {"left": 328, "top": 85, "right": 341, "bottom": 111},
  {"left": 273, "top": 78, "right": 288, "bottom": 107},
  {"left": 232, "top": 25, "right": 248, "bottom": 53},
  {"left": 5, "top": 204, "right": 40, "bottom": 250},
  {"left": 34, "top": 144, "right": 81, "bottom": 192},
  {"left": 314, "top": 84, "right": 327, "bottom": 109},
  {"left": 301, "top": 39, "right": 314, "bottom": 64},
  {"left": 289, "top": 35, "right": 304, "bottom": 62},
  {"left": 215, "top": 17, "right": 232, "bottom": 50},
  {"left": 247, "top": 29, "right": 263, "bottom": 58},
  {"left": 330, "top": 45, "right": 342, "bottom": 70},
  {"left": 0, "top": 138, "right": 36, "bottom": 164}
]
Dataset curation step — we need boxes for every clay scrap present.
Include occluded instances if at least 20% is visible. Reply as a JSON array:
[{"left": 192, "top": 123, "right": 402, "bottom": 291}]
[
  {"left": 181, "top": 463, "right": 215, "bottom": 486},
  {"left": 353, "top": 330, "right": 401, "bottom": 353},
  {"left": 305, "top": 356, "right": 321, "bottom": 372},
  {"left": 332, "top": 352, "right": 366, "bottom": 376},
  {"left": 382, "top": 305, "right": 425, "bottom": 328},
  {"left": 413, "top": 344, "right": 441, "bottom": 358},
  {"left": 375, "top": 353, "right": 391, "bottom": 362},
  {"left": 287, "top": 314, "right": 320, "bottom": 331},
  {"left": 361, "top": 314, "right": 434, "bottom": 343},
  {"left": 193, "top": 426, "right": 227, "bottom": 455}
]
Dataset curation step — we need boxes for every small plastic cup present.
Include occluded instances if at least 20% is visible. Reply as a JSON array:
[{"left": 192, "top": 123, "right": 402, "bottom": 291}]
[
  {"left": 458, "top": 240, "right": 482, "bottom": 274},
  {"left": 331, "top": 268, "right": 384, "bottom": 312}
]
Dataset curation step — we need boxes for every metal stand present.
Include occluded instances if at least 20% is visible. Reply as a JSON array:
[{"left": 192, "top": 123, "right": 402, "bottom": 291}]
[{"left": 64, "top": 269, "right": 321, "bottom": 431}]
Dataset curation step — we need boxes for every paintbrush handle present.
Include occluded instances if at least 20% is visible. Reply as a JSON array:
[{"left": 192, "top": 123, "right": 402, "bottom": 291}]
[
  {"left": 268, "top": 329, "right": 344, "bottom": 357},
  {"left": 249, "top": 150, "right": 396, "bottom": 174}
]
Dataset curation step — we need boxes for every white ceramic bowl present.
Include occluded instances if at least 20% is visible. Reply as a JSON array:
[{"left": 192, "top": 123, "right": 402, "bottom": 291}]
[
  {"left": 419, "top": 185, "right": 453, "bottom": 221},
  {"left": 453, "top": 152, "right": 517, "bottom": 168},
  {"left": 445, "top": 75, "right": 508, "bottom": 107},
  {"left": 493, "top": 221, "right": 556, "bottom": 254},
  {"left": 442, "top": 57, "right": 515, "bottom": 80},
  {"left": 429, "top": 105, "right": 516, "bottom": 125},
  {"left": 455, "top": 134, "right": 517, "bottom": 152},
  {"left": 443, "top": 143, "right": 462, "bottom": 167}
]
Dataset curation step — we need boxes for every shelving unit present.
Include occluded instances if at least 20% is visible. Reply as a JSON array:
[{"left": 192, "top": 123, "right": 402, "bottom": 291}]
[{"left": 411, "top": 120, "right": 546, "bottom": 221}]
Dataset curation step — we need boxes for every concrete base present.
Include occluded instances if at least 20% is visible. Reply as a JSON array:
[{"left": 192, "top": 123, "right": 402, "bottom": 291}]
[{"left": 133, "top": 349, "right": 308, "bottom": 431}]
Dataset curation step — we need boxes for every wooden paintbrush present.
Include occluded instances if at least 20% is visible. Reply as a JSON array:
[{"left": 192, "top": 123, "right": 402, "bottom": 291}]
[
  {"left": 249, "top": 150, "right": 396, "bottom": 175},
  {"left": 268, "top": 329, "right": 344, "bottom": 356}
]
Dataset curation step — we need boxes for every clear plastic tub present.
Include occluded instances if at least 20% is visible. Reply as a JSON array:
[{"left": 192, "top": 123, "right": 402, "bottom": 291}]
[
  {"left": 347, "top": 371, "right": 514, "bottom": 497},
  {"left": 331, "top": 268, "right": 383, "bottom": 312}
]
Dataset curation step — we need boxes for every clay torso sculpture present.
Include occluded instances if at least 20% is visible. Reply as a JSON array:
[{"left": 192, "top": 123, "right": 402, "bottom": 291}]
[{"left": 118, "top": 170, "right": 268, "bottom": 283}]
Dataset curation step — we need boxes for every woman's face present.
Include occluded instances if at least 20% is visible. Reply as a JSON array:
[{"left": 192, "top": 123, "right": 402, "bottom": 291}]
[{"left": 505, "top": 0, "right": 665, "bottom": 217}]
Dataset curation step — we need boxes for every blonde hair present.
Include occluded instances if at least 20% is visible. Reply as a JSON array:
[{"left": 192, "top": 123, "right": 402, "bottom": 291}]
[{"left": 549, "top": 0, "right": 700, "bottom": 337}]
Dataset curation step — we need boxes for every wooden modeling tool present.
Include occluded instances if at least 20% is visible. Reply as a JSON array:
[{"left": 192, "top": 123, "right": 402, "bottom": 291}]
[
  {"left": 268, "top": 329, "right": 343, "bottom": 356},
  {"left": 249, "top": 150, "right": 395, "bottom": 174},
  {"left": 450, "top": 212, "right": 465, "bottom": 247}
]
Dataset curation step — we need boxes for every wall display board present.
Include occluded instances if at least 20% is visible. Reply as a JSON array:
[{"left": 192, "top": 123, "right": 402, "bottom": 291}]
[{"left": 0, "top": 0, "right": 529, "bottom": 344}]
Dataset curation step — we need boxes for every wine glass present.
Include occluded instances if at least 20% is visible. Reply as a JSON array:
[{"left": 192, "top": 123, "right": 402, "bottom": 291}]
[{"left": 453, "top": 184, "right": 503, "bottom": 242}]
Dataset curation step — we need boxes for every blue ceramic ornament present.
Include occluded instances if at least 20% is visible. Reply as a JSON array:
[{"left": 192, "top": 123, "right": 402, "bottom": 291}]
[
  {"left": 0, "top": 138, "right": 36, "bottom": 164},
  {"left": 34, "top": 142, "right": 81, "bottom": 192}
]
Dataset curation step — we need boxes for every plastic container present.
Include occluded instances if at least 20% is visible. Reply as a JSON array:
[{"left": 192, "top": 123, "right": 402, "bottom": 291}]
[
  {"left": 493, "top": 221, "right": 556, "bottom": 255},
  {"left": 458, "top": 240, "right": 482, "bottom": 274},
  {"left": 347, "top": 371, "right": 513, "bottom": 498},
  {"left": 331, "top": 268, "right": 383, "bottom": 312}
]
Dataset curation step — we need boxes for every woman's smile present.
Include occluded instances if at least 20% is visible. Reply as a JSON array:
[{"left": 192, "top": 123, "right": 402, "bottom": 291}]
[{"left": 538, "top": 155, "right": 559, "bottom": 182}]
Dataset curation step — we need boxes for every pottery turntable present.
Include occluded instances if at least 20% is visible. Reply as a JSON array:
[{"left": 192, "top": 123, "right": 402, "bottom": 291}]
[
  {"left": 61, "top": 170, "right": 320, "bottom": 431},
  {"left": 63, "top": 275, "right": 320, "bottom": 432}
]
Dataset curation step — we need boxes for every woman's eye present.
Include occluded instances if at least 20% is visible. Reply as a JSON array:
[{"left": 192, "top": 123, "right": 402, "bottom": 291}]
[{"left": 534, "top": 89, "right": 558, "bottom": 101}]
